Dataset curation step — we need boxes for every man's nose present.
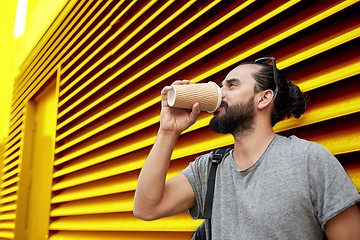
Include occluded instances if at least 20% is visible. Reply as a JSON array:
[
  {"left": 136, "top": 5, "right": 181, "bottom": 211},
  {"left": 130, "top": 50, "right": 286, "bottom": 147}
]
[{"left": 221, "top": 88, "right": 226, "bottom": 99}]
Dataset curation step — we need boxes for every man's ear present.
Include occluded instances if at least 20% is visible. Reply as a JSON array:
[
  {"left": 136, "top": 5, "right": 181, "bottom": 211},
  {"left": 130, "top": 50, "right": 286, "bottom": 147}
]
[{"left": 257, "top": 90, "right": 273, "bottom": 110}]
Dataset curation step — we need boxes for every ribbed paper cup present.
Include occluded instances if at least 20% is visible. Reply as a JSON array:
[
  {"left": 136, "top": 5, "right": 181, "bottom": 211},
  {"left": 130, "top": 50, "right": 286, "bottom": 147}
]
[{"left": 167, "top": 82, "right": 222, "bottom": 113}]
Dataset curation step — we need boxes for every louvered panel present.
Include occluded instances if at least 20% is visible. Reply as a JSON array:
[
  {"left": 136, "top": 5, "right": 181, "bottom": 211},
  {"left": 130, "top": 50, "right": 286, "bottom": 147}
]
[
  {"left": 13, "top": 1, "right": 85, "bottom": 94},
  {"left": 56, "top": 0, "right": 356, "bottom": 149},
  {"left": 1, "top": 0, "right": 359, "bottom": 239},
  {"left": 58, "top": 1, "right": 195, "bottom": 115},
  {"left": 11, "top": 1, "right": 87, "bottom": 113},
  {"left": 14, "top": 1, "right": 78, "bottom": 79},
  {"left": 59, "top": 1, "right": 156, "bottom": 92},
  {"left": 56, "top": 0, "right": 225, "bottom": 134},
  {"left": 59, "top": 0, "right": 127, "bottom": 77},
  {"left": 10, "top": 1, "right": 95, "bottom": 124},
  {"left": 59, "top": 0, "right": 137, "bottom": 83},
  {"left": 5, "top": 118, "right": 23, "bottom": 148}
]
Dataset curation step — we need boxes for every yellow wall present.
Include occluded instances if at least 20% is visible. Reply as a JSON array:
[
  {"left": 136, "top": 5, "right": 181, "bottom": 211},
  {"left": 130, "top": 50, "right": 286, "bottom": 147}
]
[
  {"left": 0, "top": 0, "right": 17, "bottom": 142},
  {"left": 0, "top": 0, "right": 67, "bottom": 142},
  {"left": 0, "top": 1, "right": 360, "bottom": 239}
]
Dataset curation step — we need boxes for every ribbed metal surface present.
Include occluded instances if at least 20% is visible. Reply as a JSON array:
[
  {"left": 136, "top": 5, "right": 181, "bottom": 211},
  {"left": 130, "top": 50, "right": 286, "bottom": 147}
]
[{"left": 0, "top": 0, "right": 359, "bottom": 239}]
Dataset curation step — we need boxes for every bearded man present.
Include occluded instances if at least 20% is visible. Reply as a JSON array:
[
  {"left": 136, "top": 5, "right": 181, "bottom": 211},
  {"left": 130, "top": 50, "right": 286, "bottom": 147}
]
[{"left": 133, "top": 58, "right": 360, "bottom": 240}]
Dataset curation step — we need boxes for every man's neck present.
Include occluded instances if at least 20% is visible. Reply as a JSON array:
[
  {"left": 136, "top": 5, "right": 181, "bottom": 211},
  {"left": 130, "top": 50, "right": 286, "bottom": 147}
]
[{"left": 232, "top": 127, "right": 275, "bottom": 171}]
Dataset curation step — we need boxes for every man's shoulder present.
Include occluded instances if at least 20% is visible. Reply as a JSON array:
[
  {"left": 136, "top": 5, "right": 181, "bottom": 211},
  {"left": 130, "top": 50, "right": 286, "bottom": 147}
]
[{"left": 276, "top": 134, "right": 314, "bottom": 148}]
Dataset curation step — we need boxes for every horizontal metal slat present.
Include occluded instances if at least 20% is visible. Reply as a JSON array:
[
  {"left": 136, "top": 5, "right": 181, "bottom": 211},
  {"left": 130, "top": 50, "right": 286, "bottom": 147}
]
[
  {"left": 51, "top": 172, "right": 138, "bottom": 203},
  {"left": 49, "top": 212, "right": 201, "bottom": 232},
  {"left": 0, "top": 213, "right": 15, "bottom": 221},
  {"left": 49, "top": 230, "right": 194, "bottom": 240},
  {"left": 50, "top": 192, "right": 134, "bottom": 216},
  {"left": 0, "top": 230, "right": 13, "bottom": 239},
  {"left": 1, "top": 169, "right": 19, "bottom": 181},
  {"left": 0, "top": 194, "right": 17, "bottom": 204}
]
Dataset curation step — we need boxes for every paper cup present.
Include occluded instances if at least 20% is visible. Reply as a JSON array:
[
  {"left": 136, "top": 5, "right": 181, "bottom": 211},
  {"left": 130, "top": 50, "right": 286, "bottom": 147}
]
[{"left": 167, "top": 82, "right": 222, "bottom": 113}]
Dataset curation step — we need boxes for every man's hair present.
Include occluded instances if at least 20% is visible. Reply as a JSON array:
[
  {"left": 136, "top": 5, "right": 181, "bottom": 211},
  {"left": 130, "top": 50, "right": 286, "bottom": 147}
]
[{"left": 239, "top": 61, "right": 307, "bottom": 126}]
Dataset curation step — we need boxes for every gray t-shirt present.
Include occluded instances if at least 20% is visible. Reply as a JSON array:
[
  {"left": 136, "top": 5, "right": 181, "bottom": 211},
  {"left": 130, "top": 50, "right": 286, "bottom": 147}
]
[{"left": 182, "top": 135, "right": 360, "bottom": 239}]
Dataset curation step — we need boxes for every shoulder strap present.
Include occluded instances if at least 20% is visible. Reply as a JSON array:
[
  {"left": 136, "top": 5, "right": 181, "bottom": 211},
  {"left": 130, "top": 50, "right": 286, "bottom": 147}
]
[{"left": 203, "top": 148, "right": 231, "bottom": 219}]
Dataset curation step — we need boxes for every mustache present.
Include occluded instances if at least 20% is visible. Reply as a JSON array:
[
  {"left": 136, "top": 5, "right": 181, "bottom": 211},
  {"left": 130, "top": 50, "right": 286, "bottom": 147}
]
[{"left": 221, "top": 100, "right": 229, "bottom": 110}]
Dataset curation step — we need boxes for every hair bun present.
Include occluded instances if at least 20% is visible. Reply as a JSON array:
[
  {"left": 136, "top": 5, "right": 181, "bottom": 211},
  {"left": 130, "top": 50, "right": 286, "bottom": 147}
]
[{"left": 286, "top": 83, "right": 307, "bottom": 119}]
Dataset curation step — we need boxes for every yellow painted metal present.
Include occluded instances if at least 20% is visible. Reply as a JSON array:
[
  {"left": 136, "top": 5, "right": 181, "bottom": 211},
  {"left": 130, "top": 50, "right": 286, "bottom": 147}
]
[
  {"left": 10, "top": 0, "right": 113, "bottom": 132},
  {"left": 0, "top": 230, "right": 13, "bottom": 239},
  {"left": 59, "top": 0, "right": 166, "bottom": 98},
  {"left": 49, "top": 231, "right": 194, "bottom": 240},
  {"left": 48, "top": 212, "right": 202, "bottom": 232},
  {"left": 347, "top": 168, "right": 360, "bottom": 192},
  {"left": 60, "top": 0, "right": 147, "bottom": 88},
  {"left": 58, "top": 1, "right": 195, "bottom": 112},
  {"left": 53, "top": 85, "right": 360, "bottom": 177},
  {"left": 14, "top": 82, "right": 58, "bottom": 240},
  {"left": 2, "top": 1, "right": 359, "bottom": 239},
  {"left": 1, "top": 168, "right": 19, "bottom": 181},
  {"left": 51, "top": 174, "right": 138, "bottom": 203},
  {"left": 56, "top": 0, "right": 224, "bottom": 132},
  {"left": 274, "top": 88, "right": 360, "bottom": 132},
  {"left": 0, "top": 194, "right": 17, "bottom": 204},
  {"left": 13, "top": 1, "right": 89, "bottom": 109},
  {"left": 56, "top": 33, "right": 360, "bottom": 167},
  {"left": 56, "top": 0, "right": 353, "bottom": 142},
  {"left": 299, "top": 59, "right": 360, "bottom": 92},
  {"left": 59, "top": 0, "right": 130, "bottom": 77},
  {"left": 50, "top": 193, "right": 134, "bottom": 216},
  {"left": 278, "top": 26, "right": 360, "bottom": 69}
]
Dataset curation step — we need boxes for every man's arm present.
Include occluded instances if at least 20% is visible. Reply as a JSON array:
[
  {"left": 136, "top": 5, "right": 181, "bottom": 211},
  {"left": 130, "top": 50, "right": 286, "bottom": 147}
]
[
  {"left": 325, "top": 204, "right": 360, "bottom": 240},
  {"left": 133, "top": 81, "right": 200, "bottom": 221}
]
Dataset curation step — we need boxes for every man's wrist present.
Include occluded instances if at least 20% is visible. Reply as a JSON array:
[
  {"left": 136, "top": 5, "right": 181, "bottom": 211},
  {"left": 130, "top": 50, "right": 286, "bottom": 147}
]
[{"left": 157, "top": 128, "right": 181, "bottom": 140}]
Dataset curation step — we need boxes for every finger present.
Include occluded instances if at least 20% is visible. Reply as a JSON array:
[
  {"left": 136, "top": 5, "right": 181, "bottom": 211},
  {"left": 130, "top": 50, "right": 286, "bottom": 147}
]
[
  {"left": 189, "top": 102, "right": 201, "bottom": 124},
  {"left": 172, "top": 80, "right": 190, "bottom": 85},
  {"left": 161, "top": 86, "right": 173, "bottom": 95},
  {"left": 161, "top": 86, "right": 173, "bottom": 107}
]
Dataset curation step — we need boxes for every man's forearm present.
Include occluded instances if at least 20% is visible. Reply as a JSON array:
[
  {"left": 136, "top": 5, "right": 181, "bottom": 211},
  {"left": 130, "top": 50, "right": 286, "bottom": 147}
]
[{"left": 133, "top": 129, "right": 180, "bottom": 219}]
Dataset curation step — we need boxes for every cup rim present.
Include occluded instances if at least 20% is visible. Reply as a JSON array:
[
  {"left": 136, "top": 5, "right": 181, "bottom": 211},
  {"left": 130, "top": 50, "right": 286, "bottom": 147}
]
[{"left": 207, "top": 81, "right": 222, "bottom": 113}]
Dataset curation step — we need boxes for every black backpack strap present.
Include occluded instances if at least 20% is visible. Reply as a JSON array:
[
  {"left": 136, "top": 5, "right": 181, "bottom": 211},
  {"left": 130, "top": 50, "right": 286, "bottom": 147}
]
[{"left": 203, "top": 148, "right": 231, "bottom": 219}]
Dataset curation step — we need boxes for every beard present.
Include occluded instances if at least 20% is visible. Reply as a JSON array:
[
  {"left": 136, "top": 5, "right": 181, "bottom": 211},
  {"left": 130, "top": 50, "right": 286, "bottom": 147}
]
[{"left": 209, "top": 96, "right": 255, "bottom": 135}]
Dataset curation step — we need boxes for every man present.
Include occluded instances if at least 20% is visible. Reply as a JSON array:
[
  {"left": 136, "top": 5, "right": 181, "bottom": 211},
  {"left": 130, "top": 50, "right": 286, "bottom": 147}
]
[{"left": 133, "top": 58, "right": 360, "bottom": 239}]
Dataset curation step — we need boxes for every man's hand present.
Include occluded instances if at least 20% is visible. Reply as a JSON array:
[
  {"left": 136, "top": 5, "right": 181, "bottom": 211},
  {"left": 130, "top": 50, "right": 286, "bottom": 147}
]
[{"left": 159, "top": 80, "right": 201, "bottom": 135}]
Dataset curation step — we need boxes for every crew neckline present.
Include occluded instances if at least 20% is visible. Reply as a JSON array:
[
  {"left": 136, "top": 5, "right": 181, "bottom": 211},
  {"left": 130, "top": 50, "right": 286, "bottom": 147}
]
[{"left": 230, "top": 134, "right": 278, "bottom": 175}]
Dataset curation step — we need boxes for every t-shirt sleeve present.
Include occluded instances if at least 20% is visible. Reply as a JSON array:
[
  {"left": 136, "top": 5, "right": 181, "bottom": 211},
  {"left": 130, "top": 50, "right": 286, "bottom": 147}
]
[
  {"left": 308, "top": 142, "right": 360, "bottom": 229},
  {"left": 181, "top": 153, "right": 211, "bottom": 219}
]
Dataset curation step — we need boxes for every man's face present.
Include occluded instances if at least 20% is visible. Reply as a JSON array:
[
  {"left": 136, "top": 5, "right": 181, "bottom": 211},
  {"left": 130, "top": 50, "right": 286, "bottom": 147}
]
[{"left": 209, "top": 64, "right": 260, "bottom": 135}]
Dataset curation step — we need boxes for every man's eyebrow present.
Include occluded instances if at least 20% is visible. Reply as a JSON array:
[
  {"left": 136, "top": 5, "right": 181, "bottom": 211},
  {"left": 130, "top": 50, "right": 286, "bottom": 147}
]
[{"left": 220, "top": 78, "right": 240, "bottom": 87}]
